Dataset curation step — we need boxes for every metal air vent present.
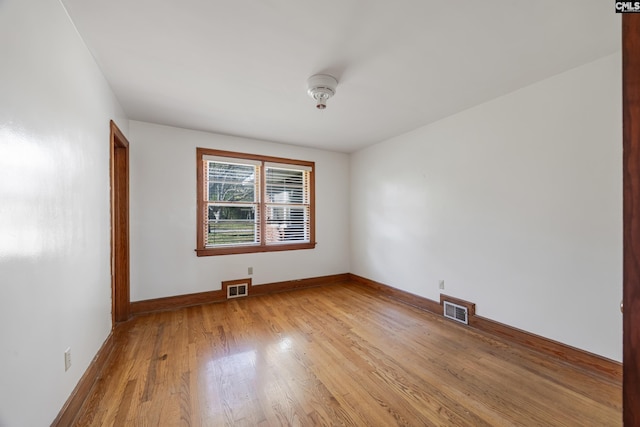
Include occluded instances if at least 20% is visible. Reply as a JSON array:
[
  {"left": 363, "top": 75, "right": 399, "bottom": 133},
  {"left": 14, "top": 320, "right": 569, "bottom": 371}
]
[
  {"left": 227, "top": 283, "right": 248, "bottom": 299},
  {"left": 443, "top": 301, "right": 469, "bottom": 324}
]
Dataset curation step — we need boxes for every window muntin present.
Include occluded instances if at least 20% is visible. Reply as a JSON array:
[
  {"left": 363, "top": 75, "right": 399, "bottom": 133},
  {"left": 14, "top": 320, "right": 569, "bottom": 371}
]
[{"left": 196, "top": 148, "right": 315, "bottom": 256}]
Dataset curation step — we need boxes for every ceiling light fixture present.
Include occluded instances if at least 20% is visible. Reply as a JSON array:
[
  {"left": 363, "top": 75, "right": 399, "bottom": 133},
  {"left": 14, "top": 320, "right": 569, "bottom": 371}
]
[{"left": 307, "top": 74, "right": 338, "bottom": 110}]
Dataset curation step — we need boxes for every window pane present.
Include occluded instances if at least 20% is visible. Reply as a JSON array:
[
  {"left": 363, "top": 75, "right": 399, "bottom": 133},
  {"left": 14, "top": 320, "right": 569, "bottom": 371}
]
[
  {"left": 265, "top": 168, "right": 305, "bottom": 204},
  {"left": 208, "top": 162, "right": 256, "bottom": 202},
  {"left": 207, "top": 205, "right": 257, "bottom": 246},
  {"left": 266, "top": 206, "right": 308, "bottom": 243}
]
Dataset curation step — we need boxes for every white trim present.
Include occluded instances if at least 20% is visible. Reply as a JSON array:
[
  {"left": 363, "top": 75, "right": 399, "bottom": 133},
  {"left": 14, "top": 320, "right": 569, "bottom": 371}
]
[
  {"left": 265, "top": 162, "right": 312, "bottom": 172},
  {"left": 203, "top": 155, "right": 262, "bottom": 167}
]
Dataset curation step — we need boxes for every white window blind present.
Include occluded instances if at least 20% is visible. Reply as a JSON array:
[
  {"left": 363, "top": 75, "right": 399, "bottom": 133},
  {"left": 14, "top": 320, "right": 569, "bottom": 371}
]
[{"left": 264, "top": 165, "right": 310, "bottom": 244}]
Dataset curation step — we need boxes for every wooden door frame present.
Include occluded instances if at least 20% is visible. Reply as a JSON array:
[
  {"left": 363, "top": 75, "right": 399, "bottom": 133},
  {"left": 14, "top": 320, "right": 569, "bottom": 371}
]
[
  {"left": 110, "top": 120, "right": 130, "bottom": 324},
  {"left": 623, "top": 14, "right": 640, "bottom": 426}
]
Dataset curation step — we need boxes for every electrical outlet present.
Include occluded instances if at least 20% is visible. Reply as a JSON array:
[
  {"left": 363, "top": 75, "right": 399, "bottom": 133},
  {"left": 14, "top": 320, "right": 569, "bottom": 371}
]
[
  {"left": 248, "top": 267, "right": 253, "bottom": 275},
  {"left": 64, "top": 348, "right": 72, "bottom": 371},
  {"left": 439, "top": 280, "right": 445, "bottom": 290}
]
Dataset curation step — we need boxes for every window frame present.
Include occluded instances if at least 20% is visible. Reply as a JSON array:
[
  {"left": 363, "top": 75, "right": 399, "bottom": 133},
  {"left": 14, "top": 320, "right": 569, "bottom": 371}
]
[{"left": 196, "top": 148, "right": 316, "bottom": 256}]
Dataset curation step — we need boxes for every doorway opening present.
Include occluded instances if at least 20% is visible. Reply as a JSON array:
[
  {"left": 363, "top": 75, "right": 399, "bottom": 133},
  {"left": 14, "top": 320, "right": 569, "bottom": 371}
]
[{"left": 110, "top": 120, "right": 130, "bottom": 324}]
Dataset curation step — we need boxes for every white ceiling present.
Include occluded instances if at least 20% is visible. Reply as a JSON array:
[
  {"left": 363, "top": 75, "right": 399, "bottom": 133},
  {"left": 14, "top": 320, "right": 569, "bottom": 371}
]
[{"left": 61, "top": 0, "right": 620, "bottom": 153}]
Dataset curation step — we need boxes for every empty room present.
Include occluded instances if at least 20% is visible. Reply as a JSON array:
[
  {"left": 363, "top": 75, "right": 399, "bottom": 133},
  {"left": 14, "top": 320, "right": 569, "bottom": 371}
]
[{"left": 1, "top": 0, "right": 638, "bottom": 425}]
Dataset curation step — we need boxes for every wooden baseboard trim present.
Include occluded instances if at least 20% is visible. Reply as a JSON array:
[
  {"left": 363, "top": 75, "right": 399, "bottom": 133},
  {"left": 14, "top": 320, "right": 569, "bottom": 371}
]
[
  {"left": 348, "top": 273, "right": 443, "bottom": 314},
  {"left": 130, "top": 289, "right": 225, "bottom": 315},
  {"left": 470, "top": 315, "right": 622, "bottom": 381},
  {"left": 251, "top": 273, "right": 350, "bottom": 296},
  {"left": 130, "top": 273, "right": 351, "bottom": 316},
  {"left": 348, "top": 273, "right": 621, "bottom": 382},
  {"left": 51, "top": 331, "right": 116, "bottom": 426}
]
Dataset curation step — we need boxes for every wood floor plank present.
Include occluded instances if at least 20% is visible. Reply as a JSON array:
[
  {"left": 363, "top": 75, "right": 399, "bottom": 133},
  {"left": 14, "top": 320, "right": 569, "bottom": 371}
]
[{"left": 73, "top": 282, "right": 621, "bottom": 426}]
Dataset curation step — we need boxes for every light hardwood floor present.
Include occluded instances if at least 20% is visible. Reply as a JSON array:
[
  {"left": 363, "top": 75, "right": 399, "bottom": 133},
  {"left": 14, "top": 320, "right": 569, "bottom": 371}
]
[{"left": 74, "top": 282, "right": 622, "bottom": 426}]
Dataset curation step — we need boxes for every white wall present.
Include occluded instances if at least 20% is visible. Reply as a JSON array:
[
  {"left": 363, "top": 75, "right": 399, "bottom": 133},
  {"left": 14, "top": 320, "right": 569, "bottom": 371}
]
[
  {"left": 351, "top": 53, "right": 622, "bottom": 362},
  {"left": 129, "top": 121, "right": 350, "bottom": 301},
  {"left": 0, "top": 0, "right": 127, "bottom": 425}
]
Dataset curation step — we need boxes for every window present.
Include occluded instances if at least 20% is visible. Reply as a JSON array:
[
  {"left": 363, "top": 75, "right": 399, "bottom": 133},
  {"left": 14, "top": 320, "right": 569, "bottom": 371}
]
[{"left": 196, "top": 148, "right": 315, "bottom": 256}]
